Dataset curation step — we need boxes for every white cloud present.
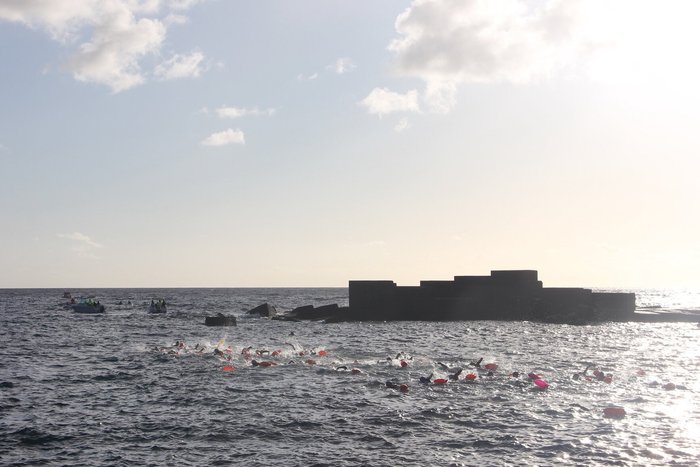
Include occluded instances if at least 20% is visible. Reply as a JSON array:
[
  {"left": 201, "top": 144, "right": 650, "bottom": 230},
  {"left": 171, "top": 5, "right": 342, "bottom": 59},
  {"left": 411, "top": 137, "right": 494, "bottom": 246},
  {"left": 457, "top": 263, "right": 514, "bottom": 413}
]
[
  {"left": 388, "top": 0, "right": 700, "bottom": 112},
  {"left": 57, "top": 231, "right": 104, "bottom": 258},
  {"left": 297, "top": 72, "right": 318, "bottom": 81},
  {"left": 154, "top": 51, "right": 205, "bottom": 80},
  {"left": 168, "top": 0, "right": 205, "bottom": 10},
  {"left": 394, "top": 117, "right": 410, "bottom": 133},
  {"left": 327, "top": 57, "right": 356, "bottom": 74},
  {"left": 201, "top": 128, "right": 245, "bottom": 146},
  {"left": 360, "top": 87, "right": 420, "bottom": 117},
  {"left": 0, "top": 0, "right": 206, "bottom": 92},
  {"left": 164, "top": 13, "right": 188, "bottom": 26},
  {"left": 215, "top": 106, "right": 276, "bottom": 119}
]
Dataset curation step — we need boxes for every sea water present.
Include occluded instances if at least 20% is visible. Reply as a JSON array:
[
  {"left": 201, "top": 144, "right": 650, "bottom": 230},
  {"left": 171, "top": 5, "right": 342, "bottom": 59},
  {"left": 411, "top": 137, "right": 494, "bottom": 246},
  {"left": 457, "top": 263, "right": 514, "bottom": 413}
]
[{"left": 1, "top": 288, "right": 699, "bottom": 466}]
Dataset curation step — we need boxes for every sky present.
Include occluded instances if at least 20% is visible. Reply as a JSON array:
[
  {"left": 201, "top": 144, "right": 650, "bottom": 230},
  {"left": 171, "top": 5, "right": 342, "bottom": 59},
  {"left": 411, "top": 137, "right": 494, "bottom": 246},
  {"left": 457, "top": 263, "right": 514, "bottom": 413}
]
[{"left": 1, "top": 0, "right": 699, "bottom": 289}]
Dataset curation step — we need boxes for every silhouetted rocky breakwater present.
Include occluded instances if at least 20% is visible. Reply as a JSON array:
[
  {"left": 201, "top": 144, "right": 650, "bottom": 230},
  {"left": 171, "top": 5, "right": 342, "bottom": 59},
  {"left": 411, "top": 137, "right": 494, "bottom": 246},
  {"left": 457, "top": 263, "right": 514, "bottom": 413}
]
[{"left": 251, "top": 270, "right": 698, "bottom": 325}]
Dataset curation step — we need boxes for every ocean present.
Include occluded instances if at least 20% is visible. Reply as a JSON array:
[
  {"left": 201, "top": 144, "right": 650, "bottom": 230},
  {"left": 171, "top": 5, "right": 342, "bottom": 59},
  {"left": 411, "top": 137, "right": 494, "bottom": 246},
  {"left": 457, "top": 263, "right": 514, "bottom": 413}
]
[{"left": 1, "top": 288, "right": 699, "bottom": 466}]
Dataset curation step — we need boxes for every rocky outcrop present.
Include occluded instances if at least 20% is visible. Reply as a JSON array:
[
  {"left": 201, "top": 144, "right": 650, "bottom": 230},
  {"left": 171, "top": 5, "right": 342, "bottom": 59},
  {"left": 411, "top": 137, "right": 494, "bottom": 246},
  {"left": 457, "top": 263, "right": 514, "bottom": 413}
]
[
  {"left": 254, "top": 270, "right": 696, "bottom": 325},
  {"left": 204, "top": 313, "right": 237, "bottom": 326},
  {"left": 247, "top": 303, "right": 277, "bottom": 318},
  {"left": 270, "top": 304, "right": 350, "bottom": 322}
]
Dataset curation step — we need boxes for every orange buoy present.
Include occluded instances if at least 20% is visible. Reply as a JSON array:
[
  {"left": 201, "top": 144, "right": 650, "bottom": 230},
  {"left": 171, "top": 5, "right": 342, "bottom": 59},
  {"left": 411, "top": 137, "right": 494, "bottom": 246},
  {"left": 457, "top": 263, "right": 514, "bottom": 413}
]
[
  {"left": 223, "top": 365, "right": 235, "bottom": 371},
  {"left": 305, "top": 359, "right": 317, "bottom": 365},
  {"left": 399, "top": 384, "right": 409, "bottom": 393},
  {"left": 603, "top": 407, "right": 626, "bottom": 418},
  {"left": 351, "top": 368, "right": 362, "bottom": 374},
  {"left": 400, "top": 360, "right": 408, "bottom": 368},
  {"left": 484, "top": 363, "right": 498, "bottom": 370},
  {"left": 465, "top": 373, "right": 477, "bottom": 381},
  {"left": 433, "top": 378, "right": 448, "bottom": 385}
]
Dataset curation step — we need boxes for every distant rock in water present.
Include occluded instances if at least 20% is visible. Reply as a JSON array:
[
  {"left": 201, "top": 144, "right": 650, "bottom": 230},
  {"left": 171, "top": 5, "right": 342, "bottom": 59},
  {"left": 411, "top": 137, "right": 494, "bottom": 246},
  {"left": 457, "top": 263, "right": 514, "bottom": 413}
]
[
  {"left": 272, "top": 270, "right": 672, "bottom": 325},
  {"left": 204, "top": 313, "right": 237, "bottom": 326},
  {"left": 271, "top": 304, "right": 349, "bottom": 322},
  {"left": 247, "top": 303, "right": 277, "bottom": 318}
]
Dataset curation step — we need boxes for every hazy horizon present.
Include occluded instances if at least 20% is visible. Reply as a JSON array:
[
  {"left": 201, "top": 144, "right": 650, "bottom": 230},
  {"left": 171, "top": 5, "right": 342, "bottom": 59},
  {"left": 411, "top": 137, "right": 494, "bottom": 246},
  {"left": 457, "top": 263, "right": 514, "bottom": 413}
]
[{"left": 2, "top": 1, "right": 698, "bottom": 289}]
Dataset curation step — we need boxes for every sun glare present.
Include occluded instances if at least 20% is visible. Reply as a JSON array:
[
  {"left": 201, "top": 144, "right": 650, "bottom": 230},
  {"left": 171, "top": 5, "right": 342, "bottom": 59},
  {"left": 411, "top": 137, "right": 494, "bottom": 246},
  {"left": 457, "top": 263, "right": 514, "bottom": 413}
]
[{"left": 582, "top": 1, "right": 700, "bottom": 96}]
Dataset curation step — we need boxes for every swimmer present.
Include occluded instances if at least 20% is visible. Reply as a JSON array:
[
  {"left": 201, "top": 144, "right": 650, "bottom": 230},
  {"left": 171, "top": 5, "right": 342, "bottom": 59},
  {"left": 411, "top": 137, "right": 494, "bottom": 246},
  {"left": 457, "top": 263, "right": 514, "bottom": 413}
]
[
  {"left": 469, "top": 357, "right": 483, "bottom": 368},
  {"left": 251, "top": 360, "right": 276, "bottom": 367},
  {"left": 213, "top": 348, "right": 224, "bottom": 357},
  {"left": 335, "top": 365, "right": 348, "bottom": 371},
  {"left": 385, "top": 381, "right": 400, "bottom": 389},
  {"left": 438, "top": 362, "right": 462, "bottom": 373},
  {"left": 449, "top": 368, "right": 463, "bottom": 381},
  {"left": 419, "top": 373, "right": 433, "bottom": 384}
]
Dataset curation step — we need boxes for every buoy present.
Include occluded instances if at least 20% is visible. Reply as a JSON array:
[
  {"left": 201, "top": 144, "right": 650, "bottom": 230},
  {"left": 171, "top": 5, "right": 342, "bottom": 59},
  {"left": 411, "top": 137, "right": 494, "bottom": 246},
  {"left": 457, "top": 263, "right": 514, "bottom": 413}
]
[
  {"left": 663, "top": 382, "right": 676, "bottom": 391},
  {"left": 533, "top": 379, "right": 549, "bottom": 389},
  {"left": 465, "top": 373, "right": 477, "bottom": 381},
  {"left": 433, "top": 378, "right": 448, "bottom": 385},
  {"left": 305, "top": 359, "right": 317, "bottom": 365},
  {"left": 400, "top": 360, "right": 408, "bottom": 368},
  {"left": 351, "top": 368, "right": 362, "bottom": 374},
  {"left": 399, "top": 384, "right": 409, "bottom": 393},
  {"left": 484, "top": 363, "right": 498, "bottom": 370},
  {"left": 603, "top": 407, "right": 626, "bottom": 418},
  {"left": 318, "top": 350, "right": 327, "bottom": 356},
  {"left": 223, "top": 365, "right": 235, "bottom": 371}
]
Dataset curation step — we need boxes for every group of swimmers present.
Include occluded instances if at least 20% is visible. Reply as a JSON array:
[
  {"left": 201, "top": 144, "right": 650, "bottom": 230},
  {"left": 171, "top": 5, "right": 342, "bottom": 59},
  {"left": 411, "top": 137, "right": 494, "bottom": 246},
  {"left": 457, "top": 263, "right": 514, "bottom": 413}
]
[{"left": 151, "top": 340, "right": 682, "bottom": 393}]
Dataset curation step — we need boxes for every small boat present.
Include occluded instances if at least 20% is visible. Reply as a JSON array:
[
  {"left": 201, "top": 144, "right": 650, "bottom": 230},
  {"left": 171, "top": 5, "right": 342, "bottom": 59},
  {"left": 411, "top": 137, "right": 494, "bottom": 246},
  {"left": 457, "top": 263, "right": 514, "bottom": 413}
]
[
  {"left": 149, "top": 299, "right": 167, "bottom": 314},
  {"left": 72, "top": 298, "right": 105, "bottom": 314}
]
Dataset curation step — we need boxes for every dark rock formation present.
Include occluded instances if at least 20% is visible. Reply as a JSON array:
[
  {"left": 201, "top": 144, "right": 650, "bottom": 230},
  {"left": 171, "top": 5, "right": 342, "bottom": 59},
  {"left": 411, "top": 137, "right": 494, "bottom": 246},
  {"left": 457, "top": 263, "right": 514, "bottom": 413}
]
[
  {"left": 270, "top": 304, "right": 350, "bottom": 322},
  {"left": 247, "top": 303, "right": 277, "bottom": 318},
  {"left": 260, "top": 270, "right": 696, "bottom": 325},
  {"left": 204, "top": 313, "right": 237, "bottom": 326},
  {"left": 347, "top": 270, "right": 639, "bottom": 324}
]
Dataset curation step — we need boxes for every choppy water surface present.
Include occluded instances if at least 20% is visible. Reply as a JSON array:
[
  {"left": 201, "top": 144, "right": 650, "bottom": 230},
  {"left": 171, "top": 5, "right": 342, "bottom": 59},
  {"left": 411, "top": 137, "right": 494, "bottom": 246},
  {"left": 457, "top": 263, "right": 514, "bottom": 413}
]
[{"left": 1, "top": 288, "right": 699, "bottom": 466}]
